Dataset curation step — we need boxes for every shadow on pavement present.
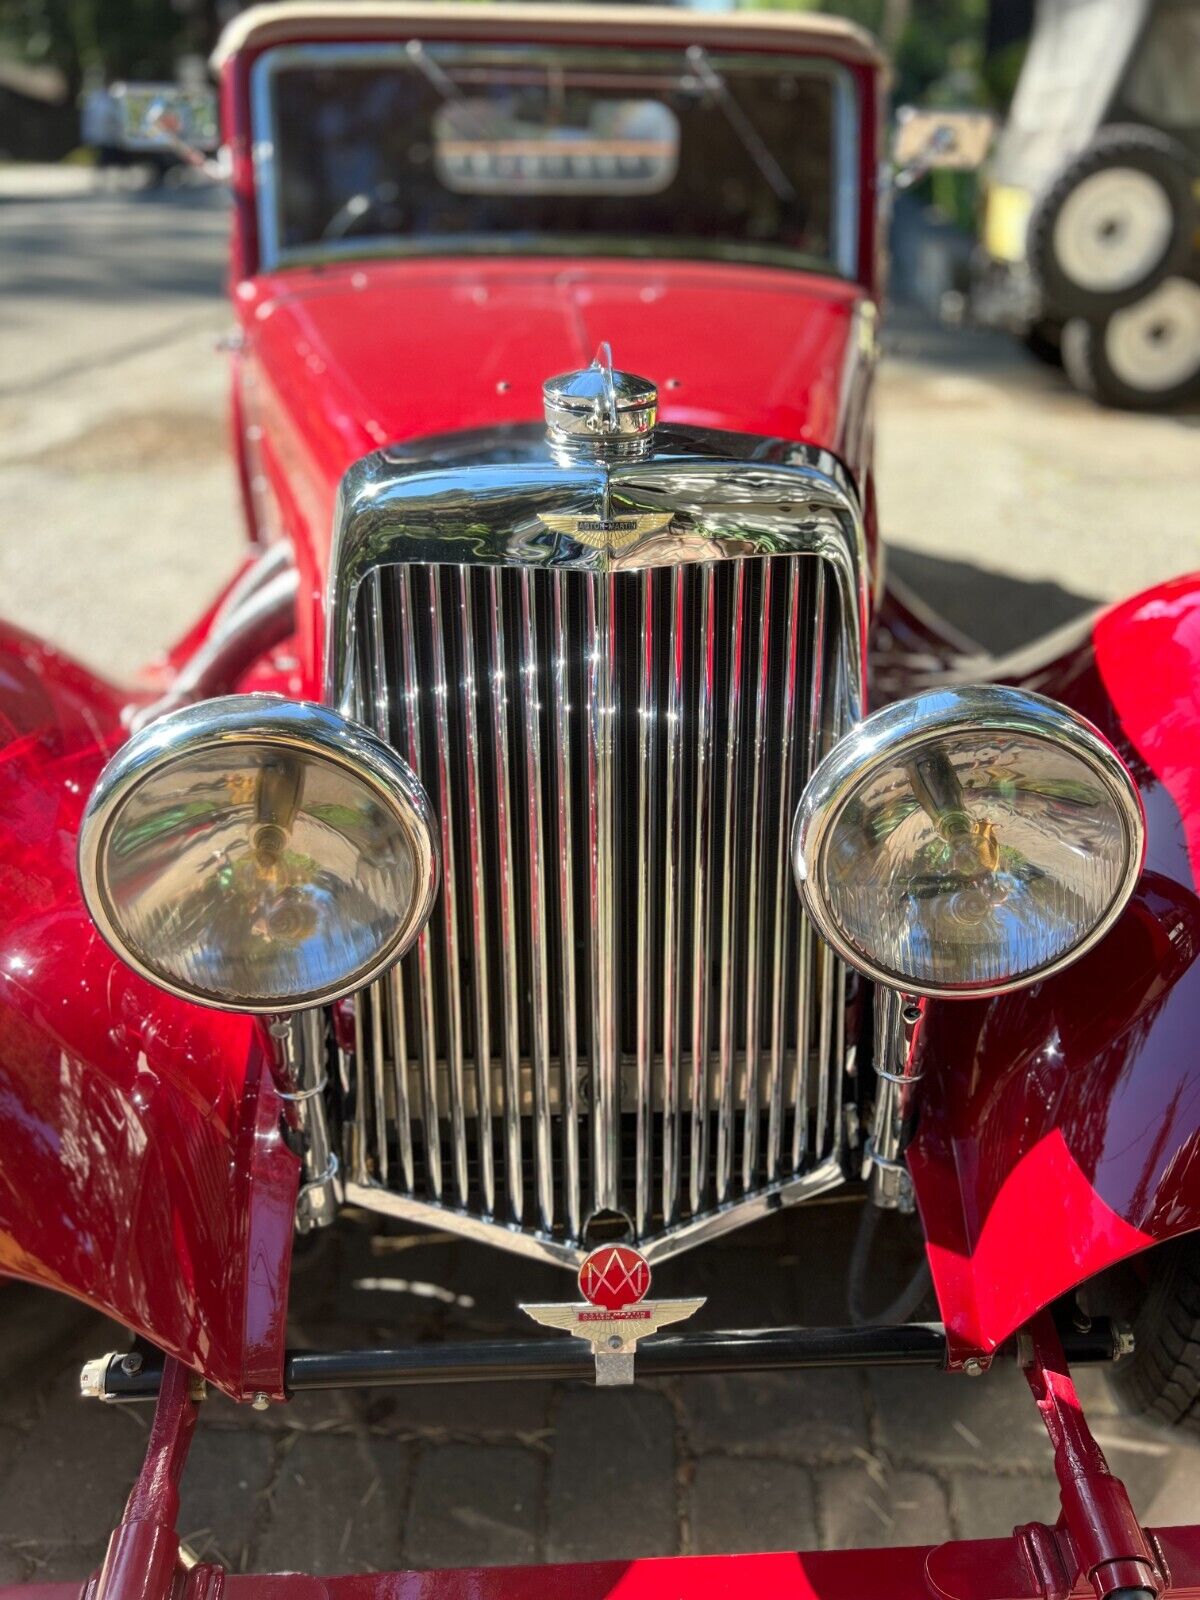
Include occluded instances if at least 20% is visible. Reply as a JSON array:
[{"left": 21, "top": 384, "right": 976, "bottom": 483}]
[{"left": 887, "top": 545, "right": 1100, "bottom": 656}]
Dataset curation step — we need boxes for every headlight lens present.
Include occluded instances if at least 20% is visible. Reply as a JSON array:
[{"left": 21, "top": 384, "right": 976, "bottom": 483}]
[
  {"left": 793, "top": 685, "right": 1144, "bottom": 998},
  {"left": 79, "top": 695, "right": 438, "bottom": 1013}
]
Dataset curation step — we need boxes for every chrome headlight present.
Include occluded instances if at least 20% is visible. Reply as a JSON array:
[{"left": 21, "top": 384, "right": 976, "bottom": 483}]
[
  {"left": 792, "top": 685, "right": 1144, "bottom": 998},
  {"left": 79, "top": 695, "right": 438, "bottom": 1013}
]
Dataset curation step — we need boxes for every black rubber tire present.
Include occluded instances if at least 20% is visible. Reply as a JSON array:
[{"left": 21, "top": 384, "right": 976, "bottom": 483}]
[
  {"left": 1109, "top": 1233, "right": 1200, "bottom": 1431},
  {"left": 1061, "top": 291, "right": 1200, "bottom": 411},
  {"left": 1027, "top": 125, "right": 1197, "bottom": 319},
  {"left": 1021, "top": 318, "right": 1064, "bottom": 367}
]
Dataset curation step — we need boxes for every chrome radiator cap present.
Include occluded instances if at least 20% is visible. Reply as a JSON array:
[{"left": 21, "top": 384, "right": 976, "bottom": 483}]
[{"left": 543, "top": 342, "right": 657, "bottom": 449}]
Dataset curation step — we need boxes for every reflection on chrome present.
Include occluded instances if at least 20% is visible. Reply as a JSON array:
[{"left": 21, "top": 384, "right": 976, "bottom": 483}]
[
  {"left": 79, "top": 696, "right": 438, "bottom": 1013},
  {"left": 794, "top": 685, "right": 1145, "bottom": 999}
]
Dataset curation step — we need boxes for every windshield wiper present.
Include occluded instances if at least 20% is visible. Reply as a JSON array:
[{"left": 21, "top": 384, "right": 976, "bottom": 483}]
[
  {"left": 685, "top": 45, "right": 796, "bottom": 205},
  {"left": 406, "top": 38, "right": 460, "bottom": 100}
]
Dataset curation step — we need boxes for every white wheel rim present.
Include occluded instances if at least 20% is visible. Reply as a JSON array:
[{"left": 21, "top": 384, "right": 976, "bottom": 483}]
[
  {"left": 1052, "top": 167, "right": 1174, "bottom": 293},
  {"left": 1105, "top": 278, "right": 1200, "bottom": 392}
]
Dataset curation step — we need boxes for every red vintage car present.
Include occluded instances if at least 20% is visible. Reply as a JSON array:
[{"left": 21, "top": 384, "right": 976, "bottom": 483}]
[{"left": 3, "top": 4, "right": 1200, "bottom": 1598}]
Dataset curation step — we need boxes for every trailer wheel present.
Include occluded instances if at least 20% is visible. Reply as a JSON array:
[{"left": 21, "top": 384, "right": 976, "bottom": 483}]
[
  {"left": 1028, "top": 126, "right": 1196, "bottom": 319},
  {"left": 1109, "top": 1233, "right": 1200, "bottom": 1433},
  {"left": 1061, "top": 279, "right": 1200, "bottom": 410}
]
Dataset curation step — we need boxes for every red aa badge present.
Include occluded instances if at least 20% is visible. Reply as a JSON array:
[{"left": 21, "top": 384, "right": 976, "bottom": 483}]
[
  {"left": 522, "top": 1243, "right": 704, "bottom": 1386},
  {"left": 578, "top": 1245, "right": 651, "bottom": 1310}
]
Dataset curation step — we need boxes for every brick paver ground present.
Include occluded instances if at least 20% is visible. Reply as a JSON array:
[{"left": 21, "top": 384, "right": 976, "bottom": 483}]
[{"left": 2, "top": 1203, "right": 1198, "bottom": 1580}]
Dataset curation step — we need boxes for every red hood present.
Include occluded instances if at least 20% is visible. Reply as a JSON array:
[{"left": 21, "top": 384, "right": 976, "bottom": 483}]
[{"left": 241, "top": 256, "right": 872, "bottom": 496}]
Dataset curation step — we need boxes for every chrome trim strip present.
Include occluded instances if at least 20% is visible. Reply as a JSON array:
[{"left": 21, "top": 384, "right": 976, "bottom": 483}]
[
  {"left": 586, "top": 572, "right": 620, "bottom": 1214},
  {"left": 714, "top": 560, "right": 746, "bottom": 1205},
  {"left": 488, "top": 570, "right": 524, "bottom": 1222},
  {"left": 342, "top": 1154, "right": 846, "bottom": 1270},
  {"left": 520, "top": 570, "right": 555, "bottom": 1232},
  {"left": 687, "top": 564, "right": 715, "bottom": 1215},
  {"left": 660, "top": 567, "right": 684, "bottom": 1226},
  {"left": 458, "top": 568, "right": 495, "bottom": 1216},
  {"left": 428, "top": 572, "right": 469, "bottom": 1206},
  {"left": 551, "top": 571, "right": 582, "bottom": 1239},
  {"left": 396, "top": 567, "right": 443, "bottom": 1199}
]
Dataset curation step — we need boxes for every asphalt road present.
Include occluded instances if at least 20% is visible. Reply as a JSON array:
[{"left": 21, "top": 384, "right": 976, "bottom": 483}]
[{"left": 0, "top": 173, "right": 1199, "bottom": 1582}]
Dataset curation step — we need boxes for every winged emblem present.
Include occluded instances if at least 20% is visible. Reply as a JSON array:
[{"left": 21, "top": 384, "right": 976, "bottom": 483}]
[
  {"left": 538, "top": 511, "right": 675, "bottom": 551},
  {"left": 520, "top": 1244, "right": 704, "bottom": 1385}
]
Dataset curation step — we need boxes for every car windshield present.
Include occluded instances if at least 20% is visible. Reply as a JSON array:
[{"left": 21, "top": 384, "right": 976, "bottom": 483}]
[{"left": 255, "top": 42, "right": 852, "bottom": 274}]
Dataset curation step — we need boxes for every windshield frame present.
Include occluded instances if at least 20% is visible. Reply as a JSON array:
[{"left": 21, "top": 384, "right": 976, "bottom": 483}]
[{"left": 249, "top": 39, "right": 861, "bottom": 278}]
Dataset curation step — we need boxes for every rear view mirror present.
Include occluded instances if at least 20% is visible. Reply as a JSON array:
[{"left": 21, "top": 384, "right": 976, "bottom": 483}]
[{"left": 892, "top": 107, "right": 997, "bottom": 189}]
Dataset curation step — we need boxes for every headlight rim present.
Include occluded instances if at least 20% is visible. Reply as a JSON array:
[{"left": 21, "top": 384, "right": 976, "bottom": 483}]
[
  {"left": 792, "top": 683, "right": 1146, "bottom": 1000},
  {"left": 78, "top": 693, "right": 439, "bottom": 1015}
]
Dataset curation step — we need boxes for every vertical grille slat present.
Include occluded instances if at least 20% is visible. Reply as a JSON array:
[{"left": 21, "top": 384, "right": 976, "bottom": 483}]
[
  {"left": 660, "top": 567, "right": 684, "bottom": 1227},
  {"left": 740, "top": 563, "right": 772, "bottom": 1192},
  {"left": 352, "top": 553, "right": 851, "bottom": 1254},
  {"left": 766, "top": 562, "right": 802, "bottom": 1183},
  {"left": 793, "top": 561, "right": 827, "bottom": 1174},
  {"left": 520, "top": 570, "right": 555, "bottom": 1232},
  {"left": 458, "top": 568, "right": 495, "bottom": 1215},
  {"left": 488, "top": 570, "right": 524, "bottom": 1222},
  {"left": 386, "top": 968, "right": 415, "bottom": 1192},
  {"left": 552, "top": 571, "right": 582, "bottom": 1239},
  {"left": 396, "top": 565, "right": 443, "bottom": 1201},
  {"left": 427, "top": 572, "right": 469, "bottom": 1206},
  {"left": 714, "top": 561, "right": 747, "bottom": 1205},
  {"left": 687, "top": 565, "right": 715, "bottom": 1216},
  {"left": 587, "top": 573, "right": 620, "bottom": 1215},
  {"left": 634, "top": 569, "right": 656, "bottom": 1236}
]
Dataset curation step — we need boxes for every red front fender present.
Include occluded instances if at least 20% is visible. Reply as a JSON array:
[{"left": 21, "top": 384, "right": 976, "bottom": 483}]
[
  {"left": 908, "top": 574, "right": 1200, "bottom": 1361},
  {"left": 0, "top": 623, "right": 297, "bottom": 1401}
]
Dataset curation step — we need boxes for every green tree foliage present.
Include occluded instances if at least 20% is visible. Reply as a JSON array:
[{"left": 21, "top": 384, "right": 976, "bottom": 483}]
[
  {"left": 0, "top": 0, "right": 213, "bottom": 96},
  {"left": 746, "top": 0, "right": 992, "bottom": 107}
]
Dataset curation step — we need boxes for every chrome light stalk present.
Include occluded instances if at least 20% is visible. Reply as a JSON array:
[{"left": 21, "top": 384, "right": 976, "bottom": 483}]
[
  {"left": 269, "top": 1011, "right": 339, "bottom": 1233},
  {"left": 864, "top": 990, "right": 922, "bottom": 1213}
]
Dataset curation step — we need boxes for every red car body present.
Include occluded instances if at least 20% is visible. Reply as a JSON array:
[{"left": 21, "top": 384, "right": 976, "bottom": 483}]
[{"left": 1, "top": 2, "right": 1198, "bottom": 1595}]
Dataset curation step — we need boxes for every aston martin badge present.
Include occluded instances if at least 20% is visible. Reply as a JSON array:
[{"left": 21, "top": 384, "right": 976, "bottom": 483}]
[
  {"left": 538, "top": 512, "right": 674, "bottom": 551},
  {"left": 521, "top": 1245, "right": 704, "bottom": 1386}
]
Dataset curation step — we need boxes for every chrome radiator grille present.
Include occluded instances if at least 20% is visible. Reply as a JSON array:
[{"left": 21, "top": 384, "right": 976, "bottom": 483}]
[{"left": 343, "top": 554, "right": 850, "bottom": 1264}]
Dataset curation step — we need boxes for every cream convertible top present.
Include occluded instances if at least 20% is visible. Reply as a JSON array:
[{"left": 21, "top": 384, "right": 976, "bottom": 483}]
[{"left": 211, "top": 2, "right": 882, "bottom": 72}]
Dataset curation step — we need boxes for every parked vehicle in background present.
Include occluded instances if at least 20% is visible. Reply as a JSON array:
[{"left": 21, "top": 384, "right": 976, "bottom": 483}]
[
  {"left": 3, "top": 3, "right": 1200, "bottom": 1595},
  {"left": 83, "top": 78, "right": 219, "bottom": 183},
  {"left": 974, "top": 0, "right": 1200, "bottom": 408}
]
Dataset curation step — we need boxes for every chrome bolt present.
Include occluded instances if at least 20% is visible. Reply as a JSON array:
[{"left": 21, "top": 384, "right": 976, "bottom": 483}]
[
  {"left": 963, "top": 1357, "right": 985, "bottom": 1377},
  {"left": 120, "top": 1352, "right": 143, "bottom": 1376},
  {"left": 251, "top": 1391, "right": 270, "bottom": 1411},
  {"left": 607, "top": 1336, "right": 623, "bottom": 1351}
]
